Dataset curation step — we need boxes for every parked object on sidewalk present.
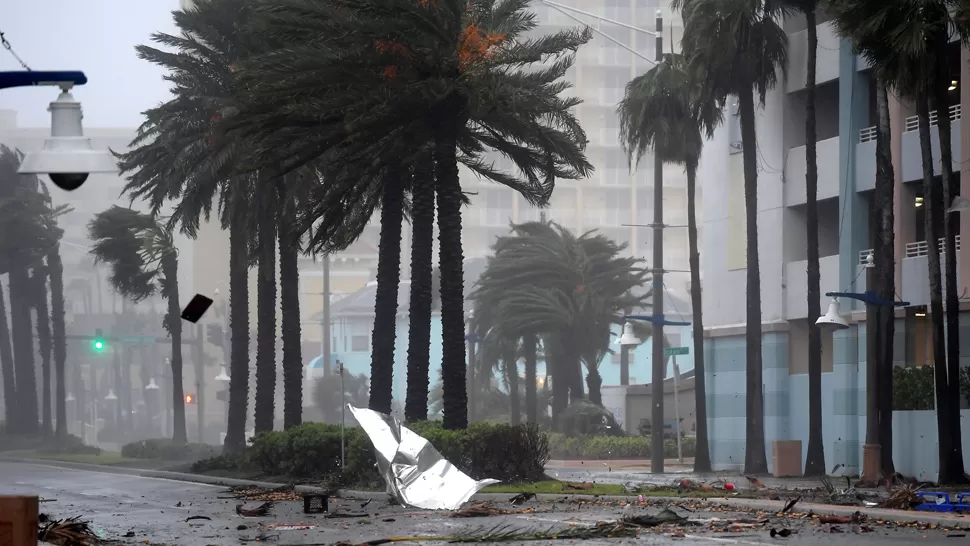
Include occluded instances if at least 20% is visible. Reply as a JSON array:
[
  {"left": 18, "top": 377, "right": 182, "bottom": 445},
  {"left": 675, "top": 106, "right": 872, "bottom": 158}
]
[
  {"left": 348, "top": 404, "right": 499, "bottom": 510},
  {"left": 303, "top": 494, "right": 328, "bottom": 514},
  {"left": 912, "top": 492, "right": 970, "bottom": 513}
]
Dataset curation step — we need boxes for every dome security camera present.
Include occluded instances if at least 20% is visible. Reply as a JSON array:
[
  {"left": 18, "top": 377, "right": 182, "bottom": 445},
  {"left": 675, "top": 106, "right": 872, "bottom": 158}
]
[{"left": 17, "top": 84, "right": 117, "bottom": 190}]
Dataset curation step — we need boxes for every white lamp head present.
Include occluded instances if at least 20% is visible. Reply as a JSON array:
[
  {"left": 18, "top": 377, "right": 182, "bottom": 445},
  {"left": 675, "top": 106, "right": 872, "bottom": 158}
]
[
  {"left": 66, "top": 392, "right": 76, "bottom": 402},
  {"left": 17, "top": 85, "right": 117, "bottom": 191},
  {"left": 864, "top": 253, "right": 874, "bottom": 268},
  {"left": 105, "top": 388, "right": 118, "bottom": 401},
  {"left": 617, "top": 322, "right": 642, "bottom": 346},
  {"left": 214, "top": 366, "right": 231, "bottom": 382},
  {"left": 145, "top": 378, "right": 160, "bottom": 390},
  {"left": 816, "top": 298, "right": 849, "bottom": 330}
]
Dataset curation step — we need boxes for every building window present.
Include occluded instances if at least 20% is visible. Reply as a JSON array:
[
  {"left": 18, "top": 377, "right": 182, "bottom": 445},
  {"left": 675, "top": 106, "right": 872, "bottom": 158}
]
[{"left": 351, "top": 335, "right": 369, "bottom": 352}]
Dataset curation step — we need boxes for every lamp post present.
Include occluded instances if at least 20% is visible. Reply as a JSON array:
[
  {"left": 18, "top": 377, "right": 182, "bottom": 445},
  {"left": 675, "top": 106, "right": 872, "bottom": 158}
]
[
  {"left": 816, "top": 285, "right": 907, "bottom": 482},
  {"left": 617, "top": 322, "right": 642, "bottom": 386},
  {"left": 145, "top": 378, "right": 160, "bottom": 435},
  {"left": 337, "top": 362, "right": 346, "bottom": 469},
  {"left": 465, "top": 311, "right": 477, "bottom": 421}
]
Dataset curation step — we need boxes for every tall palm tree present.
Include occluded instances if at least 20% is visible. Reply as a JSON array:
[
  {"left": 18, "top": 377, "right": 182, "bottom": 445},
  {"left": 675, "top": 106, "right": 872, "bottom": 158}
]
[
  {"left": 31, "top": 266, "right": 53, "bottom": 438},
  {"left": 780, "top": 0, "right": 826, "bottom": 477},
  {"left": 89, "top": 206, "right": 187, "bottom": 444},
  {"left": 472, "top": 222, "right": 651, "bottom": 417},
  {"left": 405, "top": 152, "right": 435, "bottom": 423},
  {"left": 253, "top": 190, "right": 279, "bottom": 434},
  {"left": 278, "top": 174, "right": 305, "bottom": 429},
  {"left": 617, "top": 50, "right": 721, "bottom": 472},
  {"left": 827, "top": 0, "right": 970, "bottom": 482},
  {"left": 228, "top": 0, "right": 594, "bottom": 428},
  {"left": 48, "top": 245, "right": 68, "bottom": 440},
  {"left": 0, "top": 277, "right": 14, "bottom": 432},
  {"left": 676, "top": 0, "right": 788, "bottom": 474}
]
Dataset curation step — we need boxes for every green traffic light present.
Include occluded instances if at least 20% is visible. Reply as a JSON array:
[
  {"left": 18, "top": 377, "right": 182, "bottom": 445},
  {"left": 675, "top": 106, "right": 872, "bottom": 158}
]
[{"left": 93, "top": 340, "right": 105, "bottom": 351}]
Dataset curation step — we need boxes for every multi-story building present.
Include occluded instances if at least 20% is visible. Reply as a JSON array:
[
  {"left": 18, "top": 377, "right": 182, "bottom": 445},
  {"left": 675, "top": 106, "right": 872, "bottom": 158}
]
[{"left": 699, "top": 12, "right": 966, "bottom": 478}]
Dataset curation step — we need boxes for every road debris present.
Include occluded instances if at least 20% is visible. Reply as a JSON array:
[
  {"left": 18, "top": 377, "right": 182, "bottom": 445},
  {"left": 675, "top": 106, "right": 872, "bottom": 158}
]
[
  {"left": 265, "top": 522, "right": 318, "bottom": 531},
  {"left": 236, "top": 501, "right": 274, "bottom": 517},
  {"left": 769, "top": 528, "right": 792, "bottom": 537},
  {"left": 563, "top": 482, "right": 594, "bottom": 491},
  {"left": 232, "top": 486, "right": 303, "bottom": 502},
  {"left": 880, "top": 484, "right": 925, "bottom": 510},
  {"left": 451, "top": 501, "right": 536, "bottom": 518},
  {"left": 510, "top": 492, "right": 535, "bottom": 505},
  {"left": 621, "top": 508, "right": 688, "bottom": 527},
  {"left": 185, "top": 515, "right": 211, "bottom": 522},
  {"left": 817, "top": 512, "right": 866, "bottom": 524},
  {"left": 37, "top": 515, "right": 100, "bottom": 546}
]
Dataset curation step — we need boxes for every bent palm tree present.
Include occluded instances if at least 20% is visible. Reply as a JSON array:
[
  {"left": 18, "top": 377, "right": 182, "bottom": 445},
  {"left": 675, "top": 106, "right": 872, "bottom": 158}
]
[
  {"left": 617, "top": 51, "right": 721, "bottom": 472},
  {"left": 89, "top": 206, "right": 187, "bottom": 444},
  {"left": 676, "top": 0, "right": 789, "bottom": 474}
]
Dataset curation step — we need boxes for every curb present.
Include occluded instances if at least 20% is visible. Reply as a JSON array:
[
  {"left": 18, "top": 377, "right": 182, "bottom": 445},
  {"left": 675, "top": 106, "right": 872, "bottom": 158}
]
[{"left": 6, "top": 457, "right": 970, "bottom": 526}]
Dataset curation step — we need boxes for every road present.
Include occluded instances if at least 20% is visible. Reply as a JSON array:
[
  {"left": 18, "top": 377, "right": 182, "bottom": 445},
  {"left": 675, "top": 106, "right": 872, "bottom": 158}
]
[{"left": 0, "top": 461, "right": 963, "bottom": 545}]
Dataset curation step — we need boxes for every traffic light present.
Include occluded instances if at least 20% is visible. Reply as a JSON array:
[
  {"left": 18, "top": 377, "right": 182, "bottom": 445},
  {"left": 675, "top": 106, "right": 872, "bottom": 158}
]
[
  {"left": 185, "top": 393, "right": 196, "bottom": 405},
  {"left": 92, "top": 329, "right": 106, "bottom": 352}
]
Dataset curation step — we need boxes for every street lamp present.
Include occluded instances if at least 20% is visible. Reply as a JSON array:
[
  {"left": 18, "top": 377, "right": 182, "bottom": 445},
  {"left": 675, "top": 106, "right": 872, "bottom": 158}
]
[
  {"left": 617, "top": 322, "right": 641, "bottom": 386},
  {"left": 145, "top": 378, "right": 160, "bottom": 390},
  {"left": 0, "top": 72, "right": 118, "bottom": 191},
  {"left": 105, "top": 389, "right": 118, "bottom": 401},
  {"left": 465, "top": 310, "right": 478, "bottom": 420},
  {"left": 66, "top": 392, "right": 75, "bottom": 402},
  {"left": 214, "top": 366, "right": 230, "bottom": 382},
  {"left": 816, "top": 298, "right": 849, "bottom": 330},
  {"left": 948, "top": 195, "right": 970, "bottom": 213}
]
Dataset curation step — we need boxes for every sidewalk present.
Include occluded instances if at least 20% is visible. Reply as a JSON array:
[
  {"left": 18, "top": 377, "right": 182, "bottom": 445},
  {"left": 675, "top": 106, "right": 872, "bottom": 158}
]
[
  {"left": 5, "top": 455, "right": 968, "bottom": 527},
  {"left": 547, "top": 457, "right": 695, "bottom": 470}
]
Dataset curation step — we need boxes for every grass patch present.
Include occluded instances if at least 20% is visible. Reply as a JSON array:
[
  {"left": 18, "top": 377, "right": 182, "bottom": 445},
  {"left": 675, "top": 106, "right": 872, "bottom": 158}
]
[
  {"left": 482, "top": 480, "right": 627, "bottom": 495},
  {"left": 31, "top": 451, "right": 134, "bottom": 466}
]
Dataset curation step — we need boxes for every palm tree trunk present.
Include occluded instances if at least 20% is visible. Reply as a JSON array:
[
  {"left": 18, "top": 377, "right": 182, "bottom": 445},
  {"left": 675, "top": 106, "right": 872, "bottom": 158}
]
[
  {"left": 523, "top": 334, "right": 538, "bottom": 424},
  {"left": 932, "top": 44, "right": 965, "bottom": 481},
  {"left": 254, "top": 220, "right": 278, "bottom": 434},
  {"left": 405, "top": 153, "right": 436, "bottom": 422},
  {"left": 31, "top": 267, "right": 53, "bottom": 438},
  {"left": 873, "top": 80, "right": 896, "bottom": 478},
  {"left": 585, "top": 366, "right": 603, "bottom": 406},
  {"left": 279, "top": 227, "right": 303, "bottom": 429},
  {"left": 161, "top": 254, "right": 186, "bottom": 445},
  {"left": 802, "top": 6, "right": 825, "bottom": 477},
  {"left": 0, "top": 278, "right": 17, "bottom": 433},
  {"left": 224, "top": 211, "right": 251, "bottom": 453},
  {"left": 9, "top": 266, "right": 38, "bottom": 435},
  {"left": 917, "top": 90, "right": 952, "bottom": 481},
  {"left": 368, "top": 177, "right": 406, "bottom": 416},
  {"left": 505, "top": 346, "right": 521, "bottom": 424},
  {"left": 738, "top": 84, "right": 767, "bottom": 475},
  {"left": 436, "top": 121, "right": 468, "bottom": 430},
  {"left": 548, "top": 337, "right": 568, "bottom": 423},
  {"left": 49, "top": 247, "right": 67, "bottom": 441},
  {"left": 686, "top": 159, "right": 711, "bottom": 472}
]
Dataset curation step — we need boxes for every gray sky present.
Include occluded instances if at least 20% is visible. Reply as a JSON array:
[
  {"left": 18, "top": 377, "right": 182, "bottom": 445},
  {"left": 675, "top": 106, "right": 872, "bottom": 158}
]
[{"left": 2, "top": 0, "right": 178, "bottom": 128}]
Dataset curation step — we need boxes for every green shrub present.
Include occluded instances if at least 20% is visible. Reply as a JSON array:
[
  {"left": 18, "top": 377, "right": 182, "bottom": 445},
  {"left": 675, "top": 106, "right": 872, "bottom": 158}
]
[
  {"left": 121, "top": 439, "right": 220, "bottom": 460},
  {"left": 244, "top": 420, "right": 551, "bottom": 484},
  {"left": 893, "top": 366, "right": 935, "bottom": 410},
  {"left": 546, "top": 433, "right": 696, "bottom": 459},
  {"left": 191, "top": 453, "right": 250, "bottom": 473},
  {"left": 37, "top": 434, "right": 101, "bottom": 456}
]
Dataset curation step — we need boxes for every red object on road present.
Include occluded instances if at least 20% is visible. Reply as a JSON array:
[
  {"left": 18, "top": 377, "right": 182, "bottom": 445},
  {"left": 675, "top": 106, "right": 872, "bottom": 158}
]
[{"left": 724, "top": 483, "right": 735, "bottom": 491}]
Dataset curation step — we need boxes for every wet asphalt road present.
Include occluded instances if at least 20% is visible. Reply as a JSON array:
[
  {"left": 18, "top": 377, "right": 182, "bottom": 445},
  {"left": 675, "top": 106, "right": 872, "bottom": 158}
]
[{"left": 1, "top": 461, "right": 966, "bottom": 545}]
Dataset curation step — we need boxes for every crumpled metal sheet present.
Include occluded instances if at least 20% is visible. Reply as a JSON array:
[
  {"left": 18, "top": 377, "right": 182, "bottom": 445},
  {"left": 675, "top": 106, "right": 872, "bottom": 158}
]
[{"left": 348, "top": 405, "right": 499, "bottom": 510}]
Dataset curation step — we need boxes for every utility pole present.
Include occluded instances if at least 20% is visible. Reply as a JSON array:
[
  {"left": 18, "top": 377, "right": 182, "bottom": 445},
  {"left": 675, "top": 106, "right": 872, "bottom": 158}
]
[
  {"left": 195, "top": 323, "right": 205, "bottom": 444},
  {"left": 322, "top": 254, "right": 332, "bottom": 377},
  {"left": 649, "top": 10, "right": 665, "bottom": 476}
]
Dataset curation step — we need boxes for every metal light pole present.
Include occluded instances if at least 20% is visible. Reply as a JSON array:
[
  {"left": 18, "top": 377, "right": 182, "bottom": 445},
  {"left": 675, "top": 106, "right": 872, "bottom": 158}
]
[
  {"left": 338, "top": 362, "right": 346, "bottom": 469},
  {"left": 672, "top": 358, "right": 683, "bottom": 462},
  {"left": 649, "top": 10, "right": 665, "bottom": 475},
  {"left": 322, "top": 254, "right": 332, "bottom": 377}
]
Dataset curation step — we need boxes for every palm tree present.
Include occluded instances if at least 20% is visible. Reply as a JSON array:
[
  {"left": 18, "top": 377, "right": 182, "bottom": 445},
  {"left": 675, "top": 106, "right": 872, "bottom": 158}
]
[
  {"left": 31, "top": 266, "right": 53, "bottom": 438},
  {"left": 227, "top": 0, "right": 594, "bottom": 428},
  {"left": 827, "top": 0, "right": 970, "bottom": 483},
  {"left": 472, "top": 222, "right": 651, "bottom": 417},
  {"left": 676, "top": 0, "right": 789, "bottom": 474},
  {"left": 617, "top": 51, "right": 721, "bottom": 472},
  {"left": 405, "top": 151, "right": 435, "bottom": 423},
  {"left": 254, "top": 191, "right": 279, "bottom": 434},
  {"left": 278, "top": 175, "right": 305, "bottom": 429},
  {"left": 0, "top": 277, "right": 14, "bottom": 432},
  {"left": 88, "top": 206, "right": 187, "bottom": 444},
  {"left": 48, "top": 245, "right": 68, "bottom": 440}
]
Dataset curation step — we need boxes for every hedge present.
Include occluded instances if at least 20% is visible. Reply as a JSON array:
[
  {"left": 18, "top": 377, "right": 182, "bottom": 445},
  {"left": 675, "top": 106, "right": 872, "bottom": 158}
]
[
  {"left": 546, "top": 433, "right": 696, "bottom": 459},
  {"left": 121, "top": 439, "right": 220, "bottom": 461},
  {"left": 195, "top": 421, "right": 550, "bottom": 486}
]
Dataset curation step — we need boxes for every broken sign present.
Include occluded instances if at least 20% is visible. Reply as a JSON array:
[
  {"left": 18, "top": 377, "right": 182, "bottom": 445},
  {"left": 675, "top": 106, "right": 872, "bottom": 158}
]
[{"left": 348, "top": 405, "right": 499, "bottom": 510}]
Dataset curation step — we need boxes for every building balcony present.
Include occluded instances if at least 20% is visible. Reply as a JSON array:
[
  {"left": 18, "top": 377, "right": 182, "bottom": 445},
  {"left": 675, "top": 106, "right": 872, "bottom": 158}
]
[
  {"left": 900, "top": 236, "right": 963, "bottom": 306},
  {"left": 900, "top": 105, "right": 962, "bottom": 183},
  {"left": 477, "top": 208, "right": 514, "bottom": 227},
  {"left": 785, "top": 136, "right": 840, "bottom": 207},
  {"left": 856, "top": 126, "right": 877, "bottom": 192},
  {"left": 786, "top": 21, "right": 841, "bottom": 93},
  {"left": 784, "top": 254, "right": 840, "bottom": 320}
]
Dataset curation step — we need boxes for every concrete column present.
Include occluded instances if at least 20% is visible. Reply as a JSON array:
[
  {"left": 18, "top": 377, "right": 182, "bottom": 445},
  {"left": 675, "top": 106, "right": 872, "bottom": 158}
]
[
  {"left": 838, "top": 42, "right": 870, "bottom": 311},
  {"left": 958, "top": 45, "right": 970, "bottom": 292}
]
